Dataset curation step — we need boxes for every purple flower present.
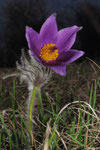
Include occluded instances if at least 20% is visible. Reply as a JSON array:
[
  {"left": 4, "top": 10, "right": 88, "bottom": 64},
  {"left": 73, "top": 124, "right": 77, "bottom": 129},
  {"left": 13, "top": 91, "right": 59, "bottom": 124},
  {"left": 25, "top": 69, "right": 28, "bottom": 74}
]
[{"left": 26, "top": 13, "right": 84, "bottom": 76}]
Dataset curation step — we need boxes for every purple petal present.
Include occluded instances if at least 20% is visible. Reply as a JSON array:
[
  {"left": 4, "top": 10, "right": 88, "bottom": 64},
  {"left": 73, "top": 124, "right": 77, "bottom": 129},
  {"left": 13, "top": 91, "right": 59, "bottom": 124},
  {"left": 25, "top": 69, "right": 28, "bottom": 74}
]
[
  {"left": 39, "top": 13, "right": 58, "bottom": 45},
  {"left": 56, "top": 26, "right": 82, "bottom": 51},
  {"left": 26, "top": 26, "right": 41, "bottom": 59},
  {"left": 58, "top": 49, "right": 84, "bottom": 65},
  {"left": 50, "top": 65, "right": 66, "bottom": 76}
]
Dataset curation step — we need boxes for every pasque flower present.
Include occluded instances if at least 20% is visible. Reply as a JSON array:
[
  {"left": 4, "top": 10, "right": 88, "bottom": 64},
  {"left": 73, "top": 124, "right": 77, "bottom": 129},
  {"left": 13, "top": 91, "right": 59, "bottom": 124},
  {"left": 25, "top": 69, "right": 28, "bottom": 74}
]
[
  {"left": 14, "top": 13, "right": 85, "bottom": 147},
  {"left": 26, "top": 13, "right": 84, "bottom": 76}
]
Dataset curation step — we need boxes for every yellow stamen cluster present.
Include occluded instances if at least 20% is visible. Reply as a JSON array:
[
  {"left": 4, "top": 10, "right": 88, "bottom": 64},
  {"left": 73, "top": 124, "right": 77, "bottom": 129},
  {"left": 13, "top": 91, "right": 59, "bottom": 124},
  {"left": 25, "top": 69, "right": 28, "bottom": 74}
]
[{"left": 40, "top": 44, "right": 59, "bottom": 62}]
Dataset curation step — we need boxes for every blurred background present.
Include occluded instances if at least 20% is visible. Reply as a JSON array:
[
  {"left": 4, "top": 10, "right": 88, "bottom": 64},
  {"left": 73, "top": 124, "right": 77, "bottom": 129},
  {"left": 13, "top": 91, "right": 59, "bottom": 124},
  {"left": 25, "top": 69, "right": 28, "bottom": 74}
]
[{"left": 0, "top": 0, "right": 100, "bottom": 67}]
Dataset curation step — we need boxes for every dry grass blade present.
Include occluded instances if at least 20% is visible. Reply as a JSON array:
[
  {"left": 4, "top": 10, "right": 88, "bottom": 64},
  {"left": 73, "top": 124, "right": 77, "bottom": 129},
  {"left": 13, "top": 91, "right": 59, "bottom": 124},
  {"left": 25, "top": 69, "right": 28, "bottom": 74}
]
[
  {"left": 56, "top": 101, "right": 99, "bottom": 120},
  {"left": 42, "top": 122, "right": 51, "bottom": 150},
  {"left": 55, "top": 129, "right": 68, "bottom": 150},
  {"left": 86, "top": 57, "right": 100, "bottom": 70}
]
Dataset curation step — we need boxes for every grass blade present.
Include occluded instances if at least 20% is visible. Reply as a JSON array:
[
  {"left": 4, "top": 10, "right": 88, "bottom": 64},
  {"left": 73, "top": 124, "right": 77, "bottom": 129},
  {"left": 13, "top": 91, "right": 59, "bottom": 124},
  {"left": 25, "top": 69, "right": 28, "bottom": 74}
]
[{"left": 0, "top": 114, "right": 12, "bottom": 150}]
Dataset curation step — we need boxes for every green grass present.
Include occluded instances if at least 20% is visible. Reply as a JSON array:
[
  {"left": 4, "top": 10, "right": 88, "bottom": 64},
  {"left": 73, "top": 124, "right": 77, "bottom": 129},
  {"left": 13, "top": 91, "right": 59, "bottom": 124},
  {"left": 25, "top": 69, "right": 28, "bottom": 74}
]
[{"left": 0, "top": 60, "right": 100, "bottom": 149}]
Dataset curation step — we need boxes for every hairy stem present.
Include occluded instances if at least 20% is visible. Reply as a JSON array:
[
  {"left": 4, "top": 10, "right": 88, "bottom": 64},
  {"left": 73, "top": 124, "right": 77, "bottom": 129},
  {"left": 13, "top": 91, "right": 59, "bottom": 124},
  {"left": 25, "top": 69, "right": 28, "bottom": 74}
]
[{"left": 29, "top": 86, "right": 38, "bottom": 149}]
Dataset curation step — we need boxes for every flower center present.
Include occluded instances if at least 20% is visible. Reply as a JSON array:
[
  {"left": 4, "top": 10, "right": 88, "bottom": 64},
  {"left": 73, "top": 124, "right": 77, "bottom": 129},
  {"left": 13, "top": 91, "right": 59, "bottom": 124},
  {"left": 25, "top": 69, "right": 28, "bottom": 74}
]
[{"left": 40, "top": 44, "right": 59, "bottom": 62}]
